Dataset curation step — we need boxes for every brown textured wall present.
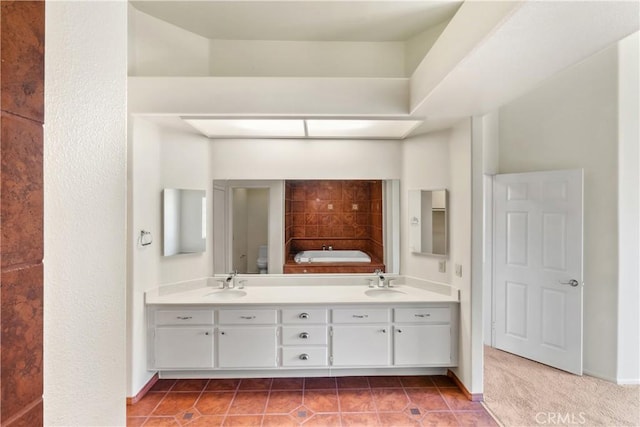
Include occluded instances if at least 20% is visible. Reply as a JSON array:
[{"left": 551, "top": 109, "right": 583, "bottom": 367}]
[
  {"left": 0, "top": 1, "right": 45, "bottom": 425},
  {"left": 283, "top": 180, "right": 384, "bottom": 271}
]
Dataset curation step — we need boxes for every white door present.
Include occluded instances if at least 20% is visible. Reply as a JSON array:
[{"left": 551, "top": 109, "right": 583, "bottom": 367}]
[
  {"left": 217, "top": 326, "right": 278, "bottom": 368},
  {"left": 393, "top": 325, "right": 451, "bottom": 366},
  {"left": 331, "top": 325, "right": 390, "bottom": 366},
  {"left": 154, "top": 327, "right": 214, "bottom": 369},
  {"left": 493, "top": 169, "right": 583, "bottom": 375}
]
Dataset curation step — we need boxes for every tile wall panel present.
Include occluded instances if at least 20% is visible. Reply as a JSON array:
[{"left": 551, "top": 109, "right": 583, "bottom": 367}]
[
  {"left": 0, "top": 1, "right": 45, "bottom": 425},
  {"left": 0, "top": 1, "right": 45, "bottom": 122},
  {"left": 284, "top": 180, "right": 384, "bottom": 272},
  {"left": 0, "top": 112, "right": 43, "bottom": 268},
  {"left": 0, "top": 265, "right": 43, "bottom": 422}
]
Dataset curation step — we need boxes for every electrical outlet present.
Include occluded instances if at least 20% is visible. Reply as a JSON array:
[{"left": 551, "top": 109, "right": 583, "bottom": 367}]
[
  {"left": 455, "top": 264, "right": 463, "bottom": 277},
  {"left": 438, "top": 260, "right": 446, "bottom": 273}
]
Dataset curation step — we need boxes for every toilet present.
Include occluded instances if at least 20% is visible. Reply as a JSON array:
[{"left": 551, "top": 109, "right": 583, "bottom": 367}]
[{"left": 256, "top": 245, "right": 268, "bottom": 274}]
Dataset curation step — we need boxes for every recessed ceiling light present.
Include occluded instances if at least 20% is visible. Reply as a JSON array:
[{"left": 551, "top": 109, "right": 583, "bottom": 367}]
[
  {"left": 306, "top": 119, "right": 422, "bottom": 139},
  {"left": 182, "top": 118, "right": 423, "bottom": 139},
  {"left": 183, "top": 118, "right": 305, "bottom": 138}
]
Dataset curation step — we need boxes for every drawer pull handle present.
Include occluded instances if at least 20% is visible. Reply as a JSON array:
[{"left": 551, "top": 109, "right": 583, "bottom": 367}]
[
  {"left": 381, "top": 329, "right": 387, "bottom": 333},
  {"left": 220, "top": 331, "right": 226, "bottom": 335},
  {"left": 299, "top": 313, "right": 310, "bottom": 319},
  {"left": 299, "top": 354, "right": 310, "bottom": 360},
  {"left": 299, "top": 332, "right": 310, "bottom": 339},
  {"left": 414, "top": 314, "right": 431, "bottom": 318},
  {"left": 397, "top": 329, "right": 403, "bottom": 333},
  {"left": 352, "top": 314, "right": 369, "bottom": 319},
  {"left": 205, "top": 331, "right": 210, "bottom": 336},
  {"left": 176, "top": 316, "right": 192, "bottom": 320},
  {"left": 240, "top": 316, "right": 256, "bottom": 320}
]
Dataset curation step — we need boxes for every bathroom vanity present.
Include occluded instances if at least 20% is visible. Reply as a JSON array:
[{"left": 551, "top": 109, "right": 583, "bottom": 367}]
[{"left": 146, "top": 277, "right": 459, "bottom": 378}]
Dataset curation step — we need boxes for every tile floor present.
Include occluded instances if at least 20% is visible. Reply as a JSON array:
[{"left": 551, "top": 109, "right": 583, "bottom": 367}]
[{"left": 127, "top": 375, "right": 499, "bottom": 426}]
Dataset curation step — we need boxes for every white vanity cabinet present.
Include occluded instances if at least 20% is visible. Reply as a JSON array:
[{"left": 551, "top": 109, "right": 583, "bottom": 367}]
[
  {"left": 393, "top": 307, "right": 453, "bottom": 366},
  {"left": 147, "top": 302, "right": 457, "bottom": 374},
  {"left": 217, "top": 309, "right": 278, "bottom": 368},
  {"left": 151, "top": 309, "right": 215, "bottom": 369},
  {"left": 331, "top": 308, "right": 391, "bottom": 367}
]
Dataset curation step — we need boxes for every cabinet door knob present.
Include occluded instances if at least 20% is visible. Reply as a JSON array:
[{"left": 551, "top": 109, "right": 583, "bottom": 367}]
[
  {"left": 299, "top": 313, "right": 310, "bottom": 319},
  {"left": 397, "top": 329, "right": 403, "bottom": 333},
  {"left": 299, "top": 353, "right": 310, "bottom": 360},
  {"left": 299, "top": 332, "right": 310, "bottom": 339},
  {"left": 205, "top": 331, "right": 210, "bottom": 336},
  {"left": 220, "top": 331, "right": 225, "bottom": 335},
  {"left": 381, "top": 329, "right": 387, "bottom": 333}
]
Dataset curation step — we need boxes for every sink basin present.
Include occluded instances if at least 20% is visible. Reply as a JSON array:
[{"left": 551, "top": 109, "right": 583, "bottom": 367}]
[
  {"left": 365, "top": 288, "right": 406, "bottom": 298},
  {"left": 204, "top": 289, "right": 247, "bottom": 299}
]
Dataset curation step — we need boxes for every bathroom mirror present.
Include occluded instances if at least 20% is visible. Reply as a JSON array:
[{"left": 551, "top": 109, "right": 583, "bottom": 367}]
[
  {"left": 212, "top": 180, "right": 400, "bottom": 275},
  {"left": 163, "top": 188, "right": 206, "bottom": 256},
  {"left": 409, "top": 189, "right": 447, "bottom": 256}
]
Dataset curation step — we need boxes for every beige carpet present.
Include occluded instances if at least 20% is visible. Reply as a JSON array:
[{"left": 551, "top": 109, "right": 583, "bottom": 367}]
[{"left": 484, "top": 346, "right": 640, "bottom": 427}]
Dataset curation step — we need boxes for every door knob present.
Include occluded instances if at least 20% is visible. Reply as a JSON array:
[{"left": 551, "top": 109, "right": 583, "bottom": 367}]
[{"left": 560, "top": 279, "right": 579, "bottom": 287}]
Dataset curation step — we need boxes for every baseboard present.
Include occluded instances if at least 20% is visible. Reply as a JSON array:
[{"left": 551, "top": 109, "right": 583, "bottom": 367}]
[
  {"left": 616, "top": 378, "right": 640, "bottom": 385},
  {"left": 447, "top": 369, "right": 483, "bottom": 402},
  {"left": 127, "top": 373, "right": 159, "bottom": 405}
]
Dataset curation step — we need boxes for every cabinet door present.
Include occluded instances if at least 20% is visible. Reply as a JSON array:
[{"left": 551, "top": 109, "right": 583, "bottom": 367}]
[
  {"left": 218, "top": 326, "right": 278, "bottom": 368},
  {"left": 332, "top": 325, "right": 390, "bottom": 366},
  {"left": 154, "top": 327, "right": 214, "bottom": 369},
  {"left": 394, "top": 325, "right": 451, "bottom": 365}
]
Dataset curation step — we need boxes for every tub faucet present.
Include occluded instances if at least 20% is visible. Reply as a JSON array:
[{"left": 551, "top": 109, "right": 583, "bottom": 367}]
[
  {"left": 226, "top": 270, "right": 238, "bottom": 289},
  {"left": 374, "top": 269, "right": 386, "bottom": 287}
]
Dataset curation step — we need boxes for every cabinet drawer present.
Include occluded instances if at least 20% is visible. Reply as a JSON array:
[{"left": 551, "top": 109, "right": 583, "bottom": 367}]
[
  {"left": 394, "top": 307, "right": 450, "bottom": 323},
  {"left": 281, "top": 347, "right": 328, "bottom": 367},
  {"left": 282, "top": 308, "right": 327, "bottom": 324},
  {"left": 332, "top": 308, "right": 389, "bottom": 323},
  {"left": 282, "top": 326, "right": 328, "bottom": 345},
  {"left": 155, "top": 310, "right": 214, "bottom": 326},
  {"left": 218, "top": 309, "right": 277, "bottom": 324}
]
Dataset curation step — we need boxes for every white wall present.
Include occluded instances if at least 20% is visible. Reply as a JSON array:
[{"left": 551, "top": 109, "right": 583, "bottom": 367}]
[
  {"left": 401, "top": 131, "right": 451, "bottom": 281},
  {"left": 45, "top": 2, "right": 127, "bottom": 425},
  {"left": 128, "top": 5, "right": 210, "bottom": 76},
  {"left": 447, "top": 120, "right": 475, "bottom": 393},
  {"left": 616, "top": 32, "right": 640, "bottom": 384},
  {"left": 210, "top": 138, "right": 402, "bottom": 180},
  {"left": 498, "top": 43, "right": 620, "bottom": 381},
  {"left": 128, "top": 117, "right": 161, "bottom": 398},
  {"left": 405, "top": 21, "right": 448, "bottom": 76},
  {"left": 210, "top": 39, "right": 404, "bottom": 78},
  {"left": 127, "top": 118, "right": 213, "bottom": 397}
]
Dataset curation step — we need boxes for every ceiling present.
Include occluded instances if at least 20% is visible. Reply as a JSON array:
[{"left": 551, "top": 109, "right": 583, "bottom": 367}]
[{"left": 130, "top": 0, "right": 462, "bottom": 42}]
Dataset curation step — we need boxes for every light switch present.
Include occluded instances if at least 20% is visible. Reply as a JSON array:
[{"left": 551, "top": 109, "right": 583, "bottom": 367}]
[
  {"left": 455, "top": 264, "right": 462, "bottom": 277},
  {"left": 438, "top": 260, "right": 446, "bottom": 273}
]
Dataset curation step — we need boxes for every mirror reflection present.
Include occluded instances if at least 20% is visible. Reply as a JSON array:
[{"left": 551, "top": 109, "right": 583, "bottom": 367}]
[
  {"left": 163, "top": 188, "right": 206, "bottom": 256},
  {"left": 409, "top": 189, "right": 447, "bottom": 256},
  {"left": 232, "top": 188, "right": 269, "bottom": 273},
  {"left": 214, "top": 180, "right": 400, "bottom": 274}
]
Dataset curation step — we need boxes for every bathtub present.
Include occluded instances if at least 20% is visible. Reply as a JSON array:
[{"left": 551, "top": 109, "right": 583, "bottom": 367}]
[{"left": 294, "top": 250, "right": 371, "bottom": 264}]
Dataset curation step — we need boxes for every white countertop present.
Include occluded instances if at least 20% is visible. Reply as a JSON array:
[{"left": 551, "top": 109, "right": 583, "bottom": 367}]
[{"left": 145, "top": 276, "right": 460, "bottom": 305}]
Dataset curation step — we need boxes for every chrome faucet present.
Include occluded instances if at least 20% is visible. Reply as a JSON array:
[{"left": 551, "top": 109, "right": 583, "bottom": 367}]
[
  {"left": 374, "top": 269, "right": 386, "bottom": 287},
  {"left": 226, "top": 270, "right": 238, "bottom": 288}
]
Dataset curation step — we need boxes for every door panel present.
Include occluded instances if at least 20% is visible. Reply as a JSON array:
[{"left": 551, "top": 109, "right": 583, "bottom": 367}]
[{"left": 494, "top": 169, "right": 583, "bottom": 375}]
